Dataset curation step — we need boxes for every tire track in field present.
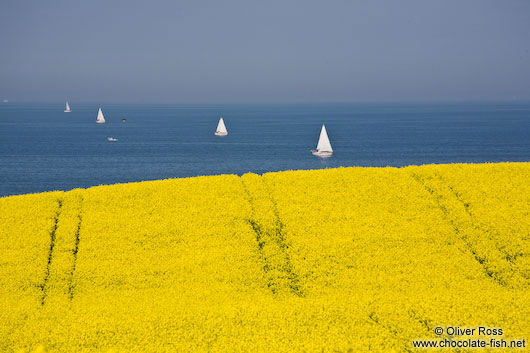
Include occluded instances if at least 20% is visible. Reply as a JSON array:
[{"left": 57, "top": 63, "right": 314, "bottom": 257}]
[
  {"left": 410, "top": 171, "right": 509, "bottom": 287},
  {"left": 438, "top": 175, "right": 530, "bottom": 286},
  {"left": 41, "top": 193, "right": 84, "bottom": 305},
  {"left": 444, "top": 182, "right": 526, "bottom": 266},
  {"left": 40, "top": 197, "right": 63, "bottom": 305},
  {"left": 240, "top": 174, "right": 304, "bottom": 297},
  {"left": 68, "top": 195, "right": 83, "bottom": 300}
]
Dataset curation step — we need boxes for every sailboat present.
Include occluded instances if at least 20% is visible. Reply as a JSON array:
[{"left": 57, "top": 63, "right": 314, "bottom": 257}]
[
  {"left": 311, "top": 124, "right": 333, "bottom": 157},
  {"left": 64, "top": 101, "right": 71, "bottom": 113},
  {"left": 96, "top": 108, "right": 106, "bottom": 124},
  {"left": 214, "top": 117, "right": 228, "bottom": 136}
]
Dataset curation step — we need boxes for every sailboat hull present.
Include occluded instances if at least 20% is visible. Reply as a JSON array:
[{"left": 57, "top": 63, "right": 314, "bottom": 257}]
[
  {"left": 96, "top": 121, "right": 105, "bottom": 124},
  {"left": 311, "top": 150, "right": 333, "bottom": 158},
  {"left": 64, "top": 110, "right": 71, "bottom": 113},
  {"left": 214, "top": 131, "right": 228, "bottom": 136}
]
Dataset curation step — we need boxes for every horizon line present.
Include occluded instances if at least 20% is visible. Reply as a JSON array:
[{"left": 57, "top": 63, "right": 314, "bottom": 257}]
[{"left": 2, "top": 99, "right": 530, "bottom": 105}]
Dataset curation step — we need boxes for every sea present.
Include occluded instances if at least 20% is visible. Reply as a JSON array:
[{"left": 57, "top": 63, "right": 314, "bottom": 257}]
[{"left": 1, "top": 102, "right": 529, "bottom": 197}]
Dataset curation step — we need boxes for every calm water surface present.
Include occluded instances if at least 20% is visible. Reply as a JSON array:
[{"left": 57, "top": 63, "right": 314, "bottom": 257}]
[{"left": 1, "top": 102, "right": 529, "bottom": 196}]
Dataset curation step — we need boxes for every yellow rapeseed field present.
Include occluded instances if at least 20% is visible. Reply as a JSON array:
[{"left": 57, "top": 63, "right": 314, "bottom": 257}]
[{"left": 1, "top": 163, "right": 529, "bottom": 352}]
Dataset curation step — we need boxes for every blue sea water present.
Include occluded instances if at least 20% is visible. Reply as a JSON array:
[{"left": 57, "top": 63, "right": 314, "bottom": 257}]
[{"left": 0, "top": 102, "right": 529, "bottom": 197}]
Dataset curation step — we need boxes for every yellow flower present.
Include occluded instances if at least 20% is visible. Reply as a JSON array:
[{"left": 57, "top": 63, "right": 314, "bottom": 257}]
[{"left": 1, "top": 163, "right": 529, "bottom": 352}]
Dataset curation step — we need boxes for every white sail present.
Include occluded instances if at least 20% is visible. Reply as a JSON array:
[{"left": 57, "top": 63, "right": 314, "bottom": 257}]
[
  {"left": 96, "top": 108, "right": 106, "bottom": 123},
  {"left": 64, "top": 101, "right": 71, "bottom": 112},
  {"left": 215, "top": 117, "right": 228, "bottom": 135},
  {"left": 316, "top": 124, "right": 332, "bottom": 152}
]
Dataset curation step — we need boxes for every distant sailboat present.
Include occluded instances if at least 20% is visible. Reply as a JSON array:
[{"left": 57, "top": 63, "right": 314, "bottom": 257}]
[
  {"left": 96, "top": 108, "right": 106, "bottom": 124},
  {"left": 214, "top": 117, "right": 228, "bottom": 136},
  {"left": 311, "top": 124, "right": 333, "bottom": 157},
  {"left": 64, "top": 101, "right": 71, "bottom": 113}
]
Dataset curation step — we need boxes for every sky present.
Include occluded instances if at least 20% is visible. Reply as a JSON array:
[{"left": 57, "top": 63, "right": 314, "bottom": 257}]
[{"left": 0, "top": 0, "right": 529, "bottom": 103}]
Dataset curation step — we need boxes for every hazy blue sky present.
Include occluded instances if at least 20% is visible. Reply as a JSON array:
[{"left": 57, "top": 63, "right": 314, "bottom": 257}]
[{"left": 1, "top": 0, "right": 529, "bottom": 103}]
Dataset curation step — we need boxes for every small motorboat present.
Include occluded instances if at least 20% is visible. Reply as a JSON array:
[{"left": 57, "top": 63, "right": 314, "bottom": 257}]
[
  {"left": 107, "top": 137, "right": 118, "bottom": 142},
  {"left": 121, "top": 119, "right": 127, "bottom": 122}
]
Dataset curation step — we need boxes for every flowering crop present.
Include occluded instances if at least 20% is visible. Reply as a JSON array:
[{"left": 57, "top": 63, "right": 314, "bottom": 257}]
[{"left": 1, "top": 163, "right": 529, "bottom": 352}]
